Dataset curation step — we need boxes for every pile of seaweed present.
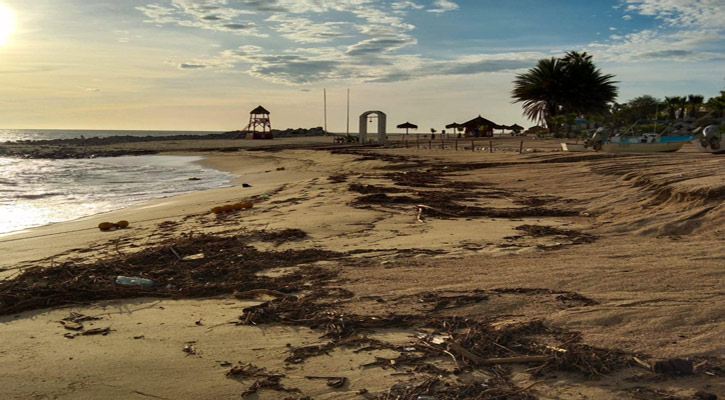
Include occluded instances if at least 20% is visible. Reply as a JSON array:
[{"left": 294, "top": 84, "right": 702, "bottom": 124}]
[
  {"left": 234, "top": 293, "right": 636, "bottom": 399},
  {"left": 0, "top": 229, "right": 337, "bottom": 315}
]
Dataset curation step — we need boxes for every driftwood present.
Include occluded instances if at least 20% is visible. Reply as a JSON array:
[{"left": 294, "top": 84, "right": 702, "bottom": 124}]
[{"left": 447, "top": 341, "right": 548, "bottom": 365}]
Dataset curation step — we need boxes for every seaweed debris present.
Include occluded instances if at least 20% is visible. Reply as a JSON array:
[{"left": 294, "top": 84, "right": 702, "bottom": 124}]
[{"left": 0, "top": 231, "right": 340, "bottom": 315}]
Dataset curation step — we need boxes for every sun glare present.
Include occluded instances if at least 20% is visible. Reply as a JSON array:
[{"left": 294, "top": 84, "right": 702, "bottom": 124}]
[{"left": 0, "top": 5, "right": 14, "bottom": 46}]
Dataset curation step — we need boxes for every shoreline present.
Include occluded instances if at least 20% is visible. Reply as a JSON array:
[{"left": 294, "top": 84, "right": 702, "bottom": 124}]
[
  {"left": 0, "top": 154, "right": 238, "bottom": 239},
  {"left": 1, "top": 139, "right": 723, "bottom": 399}
]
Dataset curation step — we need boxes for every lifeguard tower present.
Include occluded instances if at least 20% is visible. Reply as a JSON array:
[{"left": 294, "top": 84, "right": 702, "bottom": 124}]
[{"left": 240, "top": 105, "right": 273, "bottom": 139}]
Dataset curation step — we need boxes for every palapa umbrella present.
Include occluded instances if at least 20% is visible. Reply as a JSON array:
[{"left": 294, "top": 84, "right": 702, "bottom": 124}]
[
  {"left": 445, "top": 122, "right": 462, "bottom": 130},
  {"left": 397, "top": 121, "right": 418, "bottom": 135},
  {"left": 446, "top": 122, "right": 463, "bottom": 137}
]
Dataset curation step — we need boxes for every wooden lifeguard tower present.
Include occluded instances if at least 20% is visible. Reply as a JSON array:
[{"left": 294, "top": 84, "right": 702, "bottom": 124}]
[{"left": 240, "top": 105, "right": 273, "bottom": 139}]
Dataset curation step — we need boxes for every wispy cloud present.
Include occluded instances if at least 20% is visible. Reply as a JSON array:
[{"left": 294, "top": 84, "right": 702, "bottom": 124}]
[
  {"left": 590, "top": 0, "right": 724, "bottom": 62},
  {"left": 427, "top": 0, "right": 459, "bottom": 14}
]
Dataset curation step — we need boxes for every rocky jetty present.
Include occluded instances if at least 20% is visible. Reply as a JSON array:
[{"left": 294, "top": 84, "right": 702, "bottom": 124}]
[{"left": 0, "top": 127, "right": 329, "bottom": 159}]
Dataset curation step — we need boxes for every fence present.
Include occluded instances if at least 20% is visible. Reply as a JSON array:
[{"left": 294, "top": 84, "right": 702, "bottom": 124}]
[{"left": 394, "top": 137, "right": 526, "bottom": 153}]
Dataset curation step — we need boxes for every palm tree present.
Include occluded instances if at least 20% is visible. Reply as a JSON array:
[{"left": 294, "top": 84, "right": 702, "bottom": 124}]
[
  {"left": 511, "top": 57, "right": 566, "bottom": 128},
  {"left": 559, "top": 52, "right": 618, "bottom": 116},
  {"left": 511, "top": 51, "right": 617, "bottom": 133},
  {"left": 664, "top": 96, "right": 684, "bottom": 120},
  {"left": 706, "top": 91, "right": 725, "bottom": 118},
  {"left": 687, "top": 94, "right": 704, "bottom": 118}
]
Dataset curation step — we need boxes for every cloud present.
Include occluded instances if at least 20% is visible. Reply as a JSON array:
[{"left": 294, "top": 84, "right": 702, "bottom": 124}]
[
  {"left": 392, "top": 1, "right": 424, "bottom": 10},
  {"left": 587, "top": 28, "right": 722, "bottom": 62},
  {"left": 623, "top": 0, "right": 725, "bottom": 28},
  {"left": 136, "top": 1, "right": 266, "bottom": 36},
  {"left": 590, "top": 0, "right": 724, "bottom": 62},
  {"left": 179, "top": 63, "right": 208, "bottom": 69},
  {"left": 345, "top": 37, "right": 417, "bottom": 56},
  {"left": 141, "top": 0, "right": 723, "bottom": 86},
  {"left": 428, "top": 0, "right": 459, "bottom": 13},
  {"left": 265, "top": 14, "right": 348, "bottom": 43}
]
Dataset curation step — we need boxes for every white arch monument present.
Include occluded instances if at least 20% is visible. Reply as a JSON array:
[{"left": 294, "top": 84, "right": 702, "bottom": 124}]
[{"left": 359, "top": 111, "right": 387, "bottom": 145}]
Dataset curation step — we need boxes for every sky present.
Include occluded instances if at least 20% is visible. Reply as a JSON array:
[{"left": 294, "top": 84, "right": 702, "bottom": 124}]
[{"left": 0, "top": 0, "right": 723, "bottom": 132}]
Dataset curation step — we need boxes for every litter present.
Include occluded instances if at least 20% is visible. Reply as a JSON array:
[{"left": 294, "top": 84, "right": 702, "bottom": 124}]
[{"left": 115, "top": 276, "right": 156, "bottom": 287}]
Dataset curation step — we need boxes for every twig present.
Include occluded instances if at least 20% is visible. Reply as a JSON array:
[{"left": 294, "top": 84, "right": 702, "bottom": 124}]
[
  {"left": 486, "top": 380, "right": 545, "bottom": 399},
  {"left": 132, "top": 390, "right": 173, "bottom": 400},
  {"left": 169, "top": 247, "right": 183, "bottom": 261},
  {"left": 442, "top": 349, "right": 460, "bottom": 370},
  {"left": 447, "top": 341, "right": 548, "bottom": 365},
  {"left": 416, "top": 207, "right": 425, "bottom": 223}
]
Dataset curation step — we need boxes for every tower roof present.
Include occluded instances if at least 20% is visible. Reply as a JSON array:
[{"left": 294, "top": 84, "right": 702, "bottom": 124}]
[{"left": 250, "top": 105, "right": 270, "bottom": 114}]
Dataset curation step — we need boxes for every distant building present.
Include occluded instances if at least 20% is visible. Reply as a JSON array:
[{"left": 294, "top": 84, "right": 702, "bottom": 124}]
[
  {"left": 243, "top": 105, "right": 273, "bottom": 140},
  {"left": 461, "top": 115, "right": 506, "bottom": 137}
]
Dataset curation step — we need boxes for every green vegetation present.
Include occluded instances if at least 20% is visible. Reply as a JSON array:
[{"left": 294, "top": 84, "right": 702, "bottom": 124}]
[{"left": 609, "top": 91, "right": 724, "bottom": 128}]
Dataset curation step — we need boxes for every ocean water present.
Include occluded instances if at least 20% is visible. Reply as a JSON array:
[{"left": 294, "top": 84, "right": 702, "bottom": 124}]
[
  {"left": 0, "top": 155, "right": 237, "bottom": 236},
  {"left": 0, "top": 129, "right": 223, "bottom": 142}
]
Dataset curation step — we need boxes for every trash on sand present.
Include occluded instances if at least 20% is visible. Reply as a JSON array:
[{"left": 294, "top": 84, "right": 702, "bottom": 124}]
[
  {"left": 182, "top": 253, "right": 205, "bottom": 261},
  {"left": 183, "top": 342, "right": 197, "bottom": 355},
  {"left": 188, "top": 177, "right": 201, "bottom": 181},
  {"left": 242, "top": 183, "right": 252, "bottom": 187},
  {"left": 276, "top": 167, "right": 285, "bottom": 171},
  {"left": 115, "top": 276, "right": 156, "bottom": 287}
]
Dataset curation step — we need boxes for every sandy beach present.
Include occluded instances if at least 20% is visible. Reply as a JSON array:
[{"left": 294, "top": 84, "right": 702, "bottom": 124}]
[{"left": 0, "top": 137, "right": 723, "bottom": 399}]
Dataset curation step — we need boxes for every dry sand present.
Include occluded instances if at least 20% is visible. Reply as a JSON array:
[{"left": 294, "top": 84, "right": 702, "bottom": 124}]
[{"left": 0, "top": 136, "right": 723, "bottom": 399}]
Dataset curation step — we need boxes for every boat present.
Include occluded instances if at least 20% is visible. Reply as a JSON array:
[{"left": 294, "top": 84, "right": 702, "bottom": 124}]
[
  {"left": 587, "top": 120, "right": 691, "bottom": 153},
  {"left": 694, "top": 124, "right": 725, "bottom": 154},
  {"left": 601, "top": 134, "right": 691, "bottom": 153}
]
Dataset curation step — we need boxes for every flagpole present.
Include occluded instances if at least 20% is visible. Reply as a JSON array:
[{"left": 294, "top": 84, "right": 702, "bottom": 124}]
[{"left": 346, "top": 88, "right": 350, "bottom": 136}]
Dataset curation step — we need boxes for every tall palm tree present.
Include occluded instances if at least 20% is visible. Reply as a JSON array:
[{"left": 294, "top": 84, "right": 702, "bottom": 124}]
[
  {"left": 559, "top": 52, "right": 618, "bottom": 116},
  {"left": 510, "top": 57, "right": 566, "bottom": 127},
  {"left": 511, "top": 52, "right": 618, "bottom": 133}
]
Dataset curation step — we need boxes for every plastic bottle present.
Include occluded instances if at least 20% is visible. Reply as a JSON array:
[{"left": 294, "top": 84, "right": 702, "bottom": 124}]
[{"left": 115, "top": 276, "right": 156, "bottom": 287}]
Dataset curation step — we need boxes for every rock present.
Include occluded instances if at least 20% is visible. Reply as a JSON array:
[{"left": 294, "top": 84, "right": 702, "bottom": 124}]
[
  {"left": 652, "top": 358, "right": 693, "bottom": 375},
  {"left": 694, "top": 391, "right": 718, "bottom": 400}
]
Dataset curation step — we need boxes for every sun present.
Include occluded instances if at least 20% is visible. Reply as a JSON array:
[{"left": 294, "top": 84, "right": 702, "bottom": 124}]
[{"left": 0, "top": 5, "right": 14, "bottom": 46}]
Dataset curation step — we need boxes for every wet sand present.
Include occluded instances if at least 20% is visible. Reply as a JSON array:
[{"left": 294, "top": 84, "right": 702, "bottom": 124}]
[{"left": 0, "top": 137, "right": 723, "bottom": 399}]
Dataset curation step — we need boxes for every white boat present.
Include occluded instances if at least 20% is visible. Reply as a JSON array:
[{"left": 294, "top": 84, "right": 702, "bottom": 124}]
[
  {"left": 601, "top": 134, "right": 691, "bottom": 153},
  {"left": 587, "top": 120, "right": 691, "bottom": 153},
  {"left": 694, "top": 125, "right": 725, "bottom": 154}
]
